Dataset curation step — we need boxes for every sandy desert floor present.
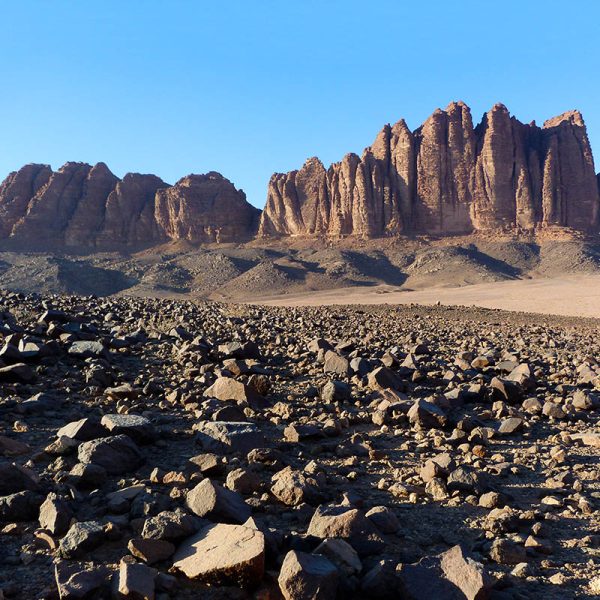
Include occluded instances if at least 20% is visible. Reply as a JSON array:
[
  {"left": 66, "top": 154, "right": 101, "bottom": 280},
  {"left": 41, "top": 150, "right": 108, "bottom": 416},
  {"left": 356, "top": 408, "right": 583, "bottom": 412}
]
[{"left": 252, "top": 275, "right": 600, "bottom": 318}]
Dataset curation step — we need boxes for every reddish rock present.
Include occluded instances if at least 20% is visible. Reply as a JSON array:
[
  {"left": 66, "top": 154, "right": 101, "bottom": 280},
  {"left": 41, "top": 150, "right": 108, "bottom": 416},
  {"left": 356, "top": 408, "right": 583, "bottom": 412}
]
[
  {"left": 414, "top": 101, "right": 475, "bottom": 233},
  {"left": 63, "top": 163, "right": 119, "bottom": 247},
  {"left": 97, "top": 173, "right": 167, "bottom": 247},
  {"left": 11, "top": 162, "right": 93, "bottom": 247},
  {"left": 172, "top": 523, "right": 265, "bottom": 587},
  {"left": 259, "top": 103, "right": 600, "bottom": 238},
  {"left": 278, "top": 550, "right": 338, "bottom": 600},
  {"left": 0, "top": 164, "right": 52, "bottom": 237},
  {"left": 542, "top": 110, "right": 599, "bottom": 230},
  {"left": 259, "top": 157, "right": 330, "bottom": 236},
  {"left": 0, "top": 102, "right": 598, "bottom": 248},
  {"left": 154, "top": 172, "right": 259, "bottom": 243},
  {"left": 0, "top": 166, "right": 258, "bottom": 249}
]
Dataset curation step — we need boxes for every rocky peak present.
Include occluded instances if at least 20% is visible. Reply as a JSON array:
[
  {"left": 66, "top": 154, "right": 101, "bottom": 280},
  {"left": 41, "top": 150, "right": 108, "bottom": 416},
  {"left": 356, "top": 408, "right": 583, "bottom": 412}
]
[
  {"left": 258, "top": 158, "right": 329, "bottom": 237},
  {"left": 368, "top": 125, "right": 391, "bottom": 161},
  {"left": 0, "top": 164, "right": 53, "bottom": 237},
  {"left": 259, "top": 102, "right": 600, "bottom": 238},
  {"left": 0, "top": 164, "right": 259, "bottom": 250},
  {"left": 543, "top": 110, "right": 585, "bottom": 129},
  {"left": 154, "top": 172, "right": 259, "bottom": 243}
]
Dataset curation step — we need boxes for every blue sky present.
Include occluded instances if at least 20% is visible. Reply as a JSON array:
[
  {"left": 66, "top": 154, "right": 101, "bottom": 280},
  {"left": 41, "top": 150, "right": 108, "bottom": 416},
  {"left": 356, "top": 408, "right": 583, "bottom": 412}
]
[{"left": 0, "top": 0, "right": 598, "bottom": 208}]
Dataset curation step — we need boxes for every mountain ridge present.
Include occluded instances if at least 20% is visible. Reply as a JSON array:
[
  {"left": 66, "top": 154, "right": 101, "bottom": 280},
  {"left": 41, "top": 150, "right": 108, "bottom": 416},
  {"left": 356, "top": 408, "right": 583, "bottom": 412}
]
[
  {"left": 0, "top": 162, "right": 260, "bottom": 250},
  {"left": 259, "top": 102, "right": 600, "bottom": 238},
  {"left": 1, "top": 101, "right": 599, "bottom": 250}
]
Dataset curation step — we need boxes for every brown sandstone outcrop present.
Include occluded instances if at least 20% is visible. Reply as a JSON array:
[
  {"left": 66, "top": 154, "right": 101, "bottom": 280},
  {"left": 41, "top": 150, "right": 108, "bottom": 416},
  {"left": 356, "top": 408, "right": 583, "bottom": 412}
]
[
  {"left": 260, "top": 158, "right": 330, "bottom": 236},
  {"left": 155, "top": 172, "right": 260, "bottom": 243},
  {"left": 541, "top": 111, "right": 600, "bottom": 230},
  {"left": 0, "top": 102, "right": 597, "bottom": 249},
  {"left": 259, "top": 102, "right": 600, "bottom": 237},
  {"left": 0, "top": 165, "right": 258, "bottom": 249},
  {"left": 11, "top": 162, "right": 95, "bottom": 246},
  {"left": 0, "top": 163, "right": 53, "bottom": 238},
  {"left": 96, "top": 173, "right": 167, "bottom": 247}
]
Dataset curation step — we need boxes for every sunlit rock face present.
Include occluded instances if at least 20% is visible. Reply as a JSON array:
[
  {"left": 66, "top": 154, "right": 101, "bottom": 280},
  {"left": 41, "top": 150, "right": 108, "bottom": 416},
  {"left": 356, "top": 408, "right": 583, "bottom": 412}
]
[{"left": 259, "top": 103, "right": 600, "bottom": 238}]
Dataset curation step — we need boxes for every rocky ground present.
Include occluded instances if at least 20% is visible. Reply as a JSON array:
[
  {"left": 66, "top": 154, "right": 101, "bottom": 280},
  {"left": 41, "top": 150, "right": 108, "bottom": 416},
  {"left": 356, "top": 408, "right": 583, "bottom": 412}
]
[
  {"left": 0, "top": 237, "right": 600, "bottom": 302},
  {"left": 0, "top": 293, "right": 599, "bottom": 598}
]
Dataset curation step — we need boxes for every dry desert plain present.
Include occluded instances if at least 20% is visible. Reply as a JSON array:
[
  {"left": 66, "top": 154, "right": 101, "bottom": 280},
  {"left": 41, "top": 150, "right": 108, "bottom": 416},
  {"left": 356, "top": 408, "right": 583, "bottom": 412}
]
[{"left": 252, "top": 275, "right": 600, "bottom": 319}]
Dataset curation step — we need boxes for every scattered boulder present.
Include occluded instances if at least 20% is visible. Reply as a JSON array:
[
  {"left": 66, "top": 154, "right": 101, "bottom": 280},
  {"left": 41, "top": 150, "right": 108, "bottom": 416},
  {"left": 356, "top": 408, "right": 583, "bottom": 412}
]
[
  {"left": 54, "top": 561, "right": 112, "bottom": 600},
  {"left": 278, "top": 550, "right": 338, "bottom": 600},
  {"left": 186, "top": 478, "right": 251, "bottom": 523},
  {"left": 59, "top": 521, "right": 105, "bottom": 559},
  {"left": 204, "top": 376, "right": 265, "bottom": 406},
  {"left": 172, "top": 523, "right": 265, "bottom": 587},
  {"left": 39, "top": 493, "right": 73, "bottom": 536},
  {"left": 271, "top": 466, "right": 321, "bottom": 506},
  {"left": 100, "top": 414, "right": 157, "bottom": 444},
  {"left": 77, "top": 435, "right": 143, "bottom": 475},
  {"left": 307, "top": 505, "right": 385, "bottom": 556},
  {"left": 0, "top": 462, "right": 39, "bottom": 495},
  {"left": 195, "top": 421, "right": 265, "bottom": 454}
]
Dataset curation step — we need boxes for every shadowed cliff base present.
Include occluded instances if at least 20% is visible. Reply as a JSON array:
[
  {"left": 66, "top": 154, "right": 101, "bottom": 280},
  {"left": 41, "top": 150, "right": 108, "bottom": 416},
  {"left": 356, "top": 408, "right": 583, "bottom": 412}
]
[{"left": 0, "top": 237, "right": 599, "bottom": 318}]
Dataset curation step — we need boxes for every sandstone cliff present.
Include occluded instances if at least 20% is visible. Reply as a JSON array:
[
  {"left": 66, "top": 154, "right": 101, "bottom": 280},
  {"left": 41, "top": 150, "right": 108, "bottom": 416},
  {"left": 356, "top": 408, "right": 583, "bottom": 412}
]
[
  {"left": 0, "top": 164, "right": 258, "bottom": 250},
  {"left": 155, "top": 172, "right": 260, "bottom": 243},
  {"left": 1, "top": 101, "right": 597, "bottom": 250},
  {"left": 259, "top": 102, "right": 600, "bottom": 237}
]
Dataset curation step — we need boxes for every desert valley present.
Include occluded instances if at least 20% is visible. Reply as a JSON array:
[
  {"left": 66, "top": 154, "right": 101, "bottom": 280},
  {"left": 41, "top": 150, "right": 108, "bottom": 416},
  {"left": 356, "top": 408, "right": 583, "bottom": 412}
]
[{"left": 0, "top": 97, "right": 600, "bottom": 600}]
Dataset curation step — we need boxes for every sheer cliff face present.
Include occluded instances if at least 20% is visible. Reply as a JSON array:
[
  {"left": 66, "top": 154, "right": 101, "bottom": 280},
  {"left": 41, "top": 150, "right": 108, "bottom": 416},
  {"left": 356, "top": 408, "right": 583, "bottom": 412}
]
[
  {"left": 0, "top": 165, "right": 258, "bottom": 249},
  {"left": 97, "top": 173, "right": 168, "bottom": 247},
  {"left": 260, "top": 102, "right": 600, "bottom": 237},
  {"left": 414, "top": 102, "right": 475, "bottom": 234},
  {"left": 259, "top": 158, "right": 330, "bottom": 236},
  {"left": 0, "top": 164, "right": 52, "bottom": 238}
]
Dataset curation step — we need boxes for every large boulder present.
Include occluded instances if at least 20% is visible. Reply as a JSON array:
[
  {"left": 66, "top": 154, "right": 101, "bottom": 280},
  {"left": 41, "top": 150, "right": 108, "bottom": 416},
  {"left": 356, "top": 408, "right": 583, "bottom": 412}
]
[
  {"left": 77, "top": 435, "right": 143, "bottom": 475},
  {"left": 100, "top": 414, "right": 157, "bottom": 444},
  {"left": 307, "top": 505, "right": 384, "bottom": 556},
  {"left": 278, "top": 550, "right": 338, "bottom": 600},
  {"left": 185, "top": 478, "right": 251, "bottom": 523},
  {"left": 172, "top": 523, "right": 265, "bottom": 587}
]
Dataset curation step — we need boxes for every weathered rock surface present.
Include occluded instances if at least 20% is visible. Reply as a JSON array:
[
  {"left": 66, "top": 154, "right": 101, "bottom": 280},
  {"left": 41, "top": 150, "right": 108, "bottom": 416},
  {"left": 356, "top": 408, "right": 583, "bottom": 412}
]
[
  {"left": 77, "top": 435, "right": 144, "bottom": 475},
  {"left": 1, "top": 103, "right": 598, "bottom": 253},
  {"left": 278, "top": 550, "right": 338, "bottom": 600},
  {"left": 172, "top": 523, "right": 265, "bottom": 587},
  {"left": 259, "top": 103, "right": 600, "bottom": 237},
  {"left": 0, "top": 165, "right": 258, "bottom": 250},
  {"left": 307, "top": 505, "right": 385, "bottom": 556},
  {"left": 185, "top": 478, "right": 251, "bottom": 523},
  {"left": 155, "top": 172, "right": 260, "bottom": 243}
]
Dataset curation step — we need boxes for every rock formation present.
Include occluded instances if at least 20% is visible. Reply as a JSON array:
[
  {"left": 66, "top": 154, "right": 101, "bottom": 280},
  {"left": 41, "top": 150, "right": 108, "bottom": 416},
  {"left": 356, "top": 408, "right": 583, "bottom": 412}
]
[
  {"left": 0, "top": 163, "right": 53, "bottom": 238},
  {"left": 96, "top": 173, "right": 168, "bottom": 247},
  {"left": 259, "top": 102, "right": 600, "bottom": 237},
  {"left": 0, "top": 164, "right": 259, "bottom": 250},
  {"left": 0, "top": 101, "right": 598, "bottom": 249},
  {"left": 155, "top": 173, "right": 260, "bottom": 244}
]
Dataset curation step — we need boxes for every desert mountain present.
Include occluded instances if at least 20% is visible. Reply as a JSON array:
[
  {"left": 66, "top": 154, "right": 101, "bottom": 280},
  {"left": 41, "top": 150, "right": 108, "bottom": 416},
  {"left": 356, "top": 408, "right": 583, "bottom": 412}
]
[
  {"left": 1, "top": 102, "right": 599, "bottom": 251},
  {"left": 259, "top": 102, "right": 600, "bottom": 237},
  {"left": 0, "top": 163, "right": 259, "bottom": 250}
]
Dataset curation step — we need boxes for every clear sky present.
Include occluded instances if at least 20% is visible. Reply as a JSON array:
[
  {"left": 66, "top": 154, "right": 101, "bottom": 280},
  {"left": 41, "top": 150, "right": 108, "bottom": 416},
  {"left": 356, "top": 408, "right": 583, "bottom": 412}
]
[{"left": 1, "top": 0, "right": 598, "bottom": 208}]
